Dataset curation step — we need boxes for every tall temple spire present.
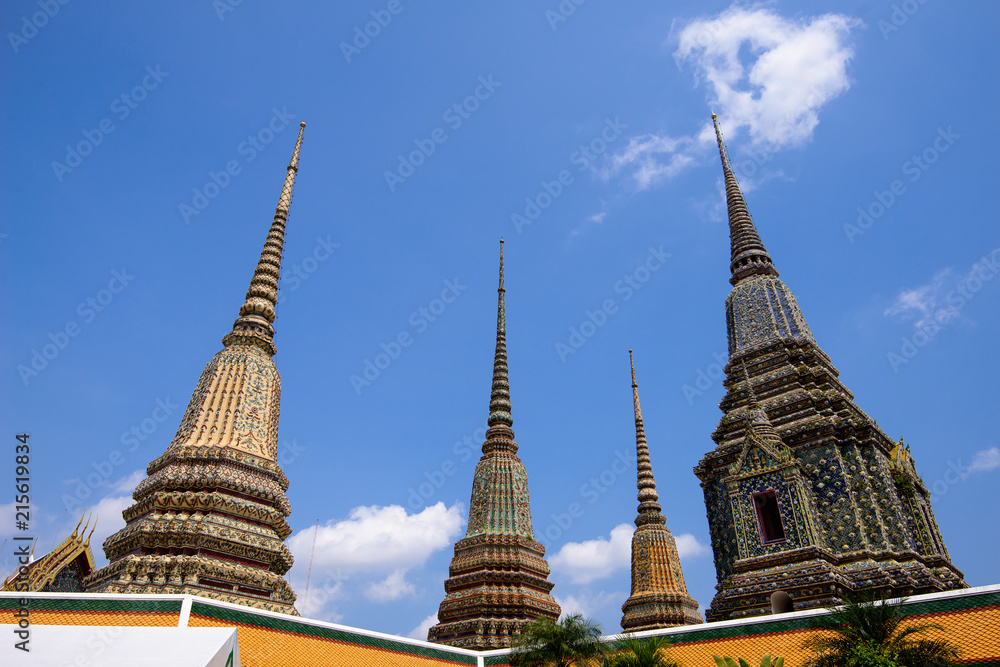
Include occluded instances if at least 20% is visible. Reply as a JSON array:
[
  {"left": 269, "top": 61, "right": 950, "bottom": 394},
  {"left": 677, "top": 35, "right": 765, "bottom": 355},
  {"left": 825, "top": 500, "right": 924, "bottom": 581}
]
[
  {"left": 86, "top": 125, "right": 308, "bottom": 615},
  {"left": 712, "top": 114, "right": 779, "bottom": 286},
  {"left": 622, "top": 351, "right": 701, "bottom": 631},
  {"left": 488, "top": 239, "right": 513, "bottom": 431},
  {"left": 224, "top": 121, "right": 306, "bottom": 355},
  {"left": 428, "top": 241, "right": 559, "bottom": 649},
  {"left": 630, "top": 350, "right": 665, "bottom": 527}
]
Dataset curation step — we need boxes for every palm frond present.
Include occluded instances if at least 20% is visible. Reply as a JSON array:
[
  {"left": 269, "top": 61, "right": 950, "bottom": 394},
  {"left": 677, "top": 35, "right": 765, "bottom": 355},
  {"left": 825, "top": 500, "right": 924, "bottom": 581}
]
[{"left": 801, "top": 593, "right": 961, "bottom": 667}]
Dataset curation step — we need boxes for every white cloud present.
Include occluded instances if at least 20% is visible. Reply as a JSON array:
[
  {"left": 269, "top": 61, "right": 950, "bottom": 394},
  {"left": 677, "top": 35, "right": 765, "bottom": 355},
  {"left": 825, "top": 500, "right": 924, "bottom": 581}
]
[
  {"left": 550, "top": 524, "right": 633, "bottom": 584},
  {"left": 608, "top": 5, "right": 860, "bottom": 191},
  {"left": 674, "top": 533, "right": 711, "bottom": 559},
  {"left": 286, "top": 502, "right": 463, "bottom": 620},
  {"left": 364, "top": 570, "right": 416, "bottom": 602},
  {"left": 675, "top": 6, "right": 859, "bottom": 147},
  {"left": 967, "top": 447, "right": 1000, "bottom": 477},
  {"left": 550, "top": 525, "right": 710, "bottom": 586},
  {"left": 407, "top": 611, "right": 439, "bottom": 640},
  {"left": 287, "top": 502, "right": 464, "bottom": 577}
]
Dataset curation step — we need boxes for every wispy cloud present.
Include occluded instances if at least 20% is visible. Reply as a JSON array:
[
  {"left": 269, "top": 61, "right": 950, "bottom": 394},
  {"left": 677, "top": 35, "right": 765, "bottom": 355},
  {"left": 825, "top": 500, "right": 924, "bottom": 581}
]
[
  {"left": 884, "top": 268, "right": 959, "bottom": 329},
  {"left": 605, "top": 134, "right": 696, "bottom": 191},
  {"left": 966, "top": 447, "right": 1000, "bottom": 477},
  {"left": 568, "top": 209, "right": 610, "bottom": 240},
  {"left": 884, "top": 250, "right": 1000, "bottom": 331},
  {"left": 607, "top": 5, "right": 860, "bottom": 191}
]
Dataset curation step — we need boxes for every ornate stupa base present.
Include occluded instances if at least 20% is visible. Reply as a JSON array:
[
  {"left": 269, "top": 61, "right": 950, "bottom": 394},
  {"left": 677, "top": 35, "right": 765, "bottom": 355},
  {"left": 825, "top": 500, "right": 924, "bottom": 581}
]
[
  {"left": 428, "top": 534, "right": 560, "bottom": 649},
  {"left": 704, "top": 547, "right": 966, "bottom": 622},
  {"left": 622, "top": 592, "right": 703, "bottom": 632},
  {"left": 86, "top": 555, "right": 297, "bottom": 615}
]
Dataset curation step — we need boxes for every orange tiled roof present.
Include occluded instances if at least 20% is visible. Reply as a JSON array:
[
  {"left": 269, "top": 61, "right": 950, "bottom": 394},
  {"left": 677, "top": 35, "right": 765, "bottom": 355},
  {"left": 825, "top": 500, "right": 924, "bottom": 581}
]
[{"left": 2, "top": 585, "right": 998, "bottom": 666}]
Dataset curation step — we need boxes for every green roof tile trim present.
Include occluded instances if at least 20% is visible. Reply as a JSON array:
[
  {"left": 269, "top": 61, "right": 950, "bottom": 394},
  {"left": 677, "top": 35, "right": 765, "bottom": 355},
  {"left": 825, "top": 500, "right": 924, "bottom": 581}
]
[
  {"left": 189, "top": 601, "right": 479, "bottom": 665},
  {"left": 0, "top": 596, "right": 182, "bottom": 614},
  {"left": 896, "top": 591, "right": 1000, "bottom": 616},
  {"left": 483, "top": 655, "right": 511, "bottom": 666}
]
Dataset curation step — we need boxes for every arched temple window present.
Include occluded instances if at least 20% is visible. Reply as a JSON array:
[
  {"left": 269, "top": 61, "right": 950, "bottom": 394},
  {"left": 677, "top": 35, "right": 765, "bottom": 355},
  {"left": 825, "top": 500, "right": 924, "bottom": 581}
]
[{"left": 752, "top": 490, "right": 786, "bottom": 545}]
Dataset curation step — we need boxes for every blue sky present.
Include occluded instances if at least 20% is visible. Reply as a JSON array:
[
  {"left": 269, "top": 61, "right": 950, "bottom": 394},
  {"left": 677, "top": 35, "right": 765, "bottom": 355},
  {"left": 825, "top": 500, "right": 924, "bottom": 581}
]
[{"left": 3, "top": 0, "right": 998, "bottom": 640}]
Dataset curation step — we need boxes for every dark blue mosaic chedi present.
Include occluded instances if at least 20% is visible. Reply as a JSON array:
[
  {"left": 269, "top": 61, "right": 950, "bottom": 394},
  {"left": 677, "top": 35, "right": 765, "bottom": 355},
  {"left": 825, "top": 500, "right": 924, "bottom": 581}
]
[{"left": 694, "top": 116, "right": 966, "bottom": 621}]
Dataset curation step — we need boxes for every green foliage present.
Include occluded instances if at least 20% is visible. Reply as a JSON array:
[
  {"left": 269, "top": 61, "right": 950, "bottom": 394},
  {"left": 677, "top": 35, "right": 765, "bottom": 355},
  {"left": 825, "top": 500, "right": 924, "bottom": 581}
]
[
  {"left": 802, "top": 592, "right": 960, "bottom": 667},
  {"left": 712, "top": 656, "right": 783, "bottom": 667},
  {"left": 510, "top": 614, "right": 608, "bottom": 666},
  {"left": 844, "top": 643, "right": 901, "bottom": 667},
  {"left": 891, "top": 471, "right": 914, "bottom": 496},
  {"left": 604, "top": 635, "right": 677, "bottom": 667}
]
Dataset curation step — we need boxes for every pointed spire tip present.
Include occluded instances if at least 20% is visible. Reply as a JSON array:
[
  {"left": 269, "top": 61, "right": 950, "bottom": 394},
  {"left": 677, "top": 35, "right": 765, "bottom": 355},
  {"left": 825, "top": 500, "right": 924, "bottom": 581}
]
[
  {"left": 224, "top": 126, "right": 306, "bottom": 353},
  {"left": 713, "top": 115, "right": 778, "bottom": 285}
]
